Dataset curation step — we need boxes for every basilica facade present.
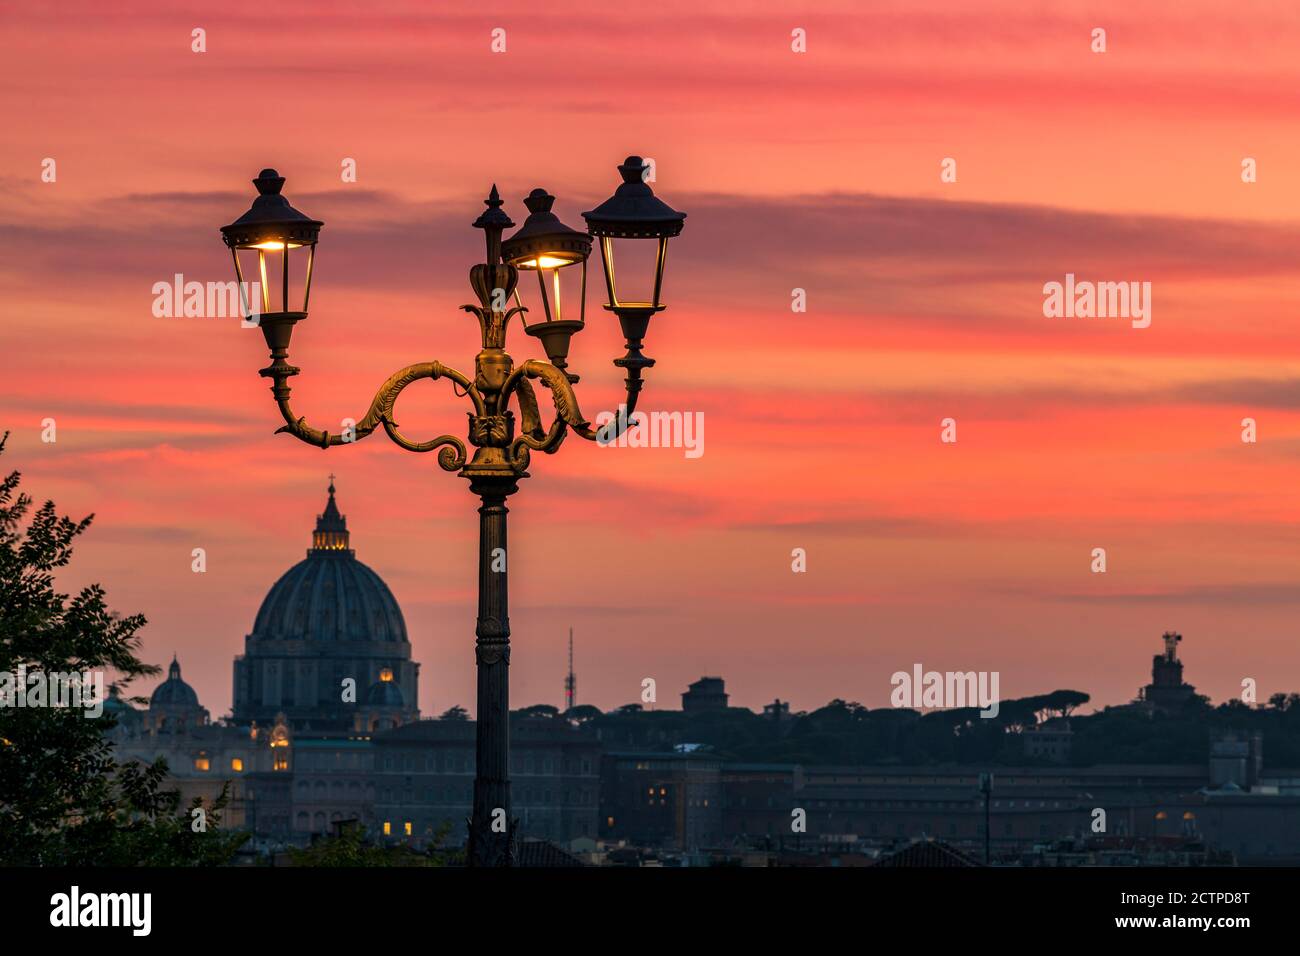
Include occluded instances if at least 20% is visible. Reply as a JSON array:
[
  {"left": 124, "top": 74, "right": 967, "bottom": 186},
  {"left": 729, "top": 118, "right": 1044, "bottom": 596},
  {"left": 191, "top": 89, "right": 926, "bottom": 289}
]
[{"left": 105, "top": 482, "right": 600, "bottom": 852}]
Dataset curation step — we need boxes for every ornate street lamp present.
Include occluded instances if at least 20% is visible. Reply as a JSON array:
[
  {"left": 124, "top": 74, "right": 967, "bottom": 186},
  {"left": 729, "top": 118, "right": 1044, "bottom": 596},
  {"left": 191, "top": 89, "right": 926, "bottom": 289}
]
[{"left": 220, "top": 158, "right": 685, "bottom": 867}]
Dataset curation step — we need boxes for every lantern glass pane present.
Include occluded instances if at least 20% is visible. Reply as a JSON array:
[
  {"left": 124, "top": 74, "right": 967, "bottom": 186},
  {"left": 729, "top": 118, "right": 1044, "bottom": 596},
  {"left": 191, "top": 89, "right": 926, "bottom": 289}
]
[
  {"left": 232, "top": 242, "right": 314, "bottom": 315},
  {"left": 520, "top": 258, "right": 586, "bottom": 326},
  {"left": 601, "top": 236, "right": 666, "bottom": 309}
]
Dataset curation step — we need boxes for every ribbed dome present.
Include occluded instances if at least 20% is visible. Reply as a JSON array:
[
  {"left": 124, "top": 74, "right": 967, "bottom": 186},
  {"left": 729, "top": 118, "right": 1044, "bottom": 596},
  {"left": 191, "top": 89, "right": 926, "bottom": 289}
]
[
  {"left": 151, "top": 657, "right": 200, "bottom": 707},
  {"left": 253, "top": 553, "right": 407, "bottom": 643},
  {"left": 250, "top": 480, "right": 407, "bottom": 644}
]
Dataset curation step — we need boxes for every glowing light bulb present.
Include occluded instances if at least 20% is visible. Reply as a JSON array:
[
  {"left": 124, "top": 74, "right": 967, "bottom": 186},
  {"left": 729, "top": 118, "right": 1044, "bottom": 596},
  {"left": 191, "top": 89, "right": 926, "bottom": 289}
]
[
  {"left": 249, "top": 241, "right": 303, "bottom": 251},
  {"left": 517, "top": 255, "right": 573, "bottom": 269}
]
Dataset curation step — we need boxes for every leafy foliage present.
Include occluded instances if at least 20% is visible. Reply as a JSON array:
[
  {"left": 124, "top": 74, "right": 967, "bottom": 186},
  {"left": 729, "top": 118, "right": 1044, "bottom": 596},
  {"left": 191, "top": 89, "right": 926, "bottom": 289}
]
[
  {"left": 0, "top": 434, "right": 245, "bottom": 865},
  {"left": 287, "top": 821, "right": 449, "bottom": 867},
  {"left": 517, "top": 704, "right": 560, "bottom": 720}
]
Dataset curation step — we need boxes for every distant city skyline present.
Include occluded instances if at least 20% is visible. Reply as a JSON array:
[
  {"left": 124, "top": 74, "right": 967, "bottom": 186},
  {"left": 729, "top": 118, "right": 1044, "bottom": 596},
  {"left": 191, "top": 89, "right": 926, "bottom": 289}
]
[
  {"left": 115, "top": 484, "right": 1240, "bottom": 722},
  {"left": 5, "top": 1, "right": 1300, "bottom": 720}
]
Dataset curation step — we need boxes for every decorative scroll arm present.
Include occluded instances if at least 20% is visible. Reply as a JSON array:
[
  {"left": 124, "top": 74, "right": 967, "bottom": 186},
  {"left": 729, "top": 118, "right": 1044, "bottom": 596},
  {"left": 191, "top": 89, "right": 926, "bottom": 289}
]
[
  {"left": 499, "top": 360, "right": 591, "bottom": 471},
  {"left": 513, "top": 377, "right": 549, "bottom": 443},
  {"left": 498, "top": 357, "right": 655, "bottom": 474},
  {"left": 501, "top": 360, "right": 588, "bottom": 429},
  {"left": 570, "top": 371, "right": 646, "bottom": 444},
  {"left": 264, "top": 358, "right": 483, "bottom": 472}
]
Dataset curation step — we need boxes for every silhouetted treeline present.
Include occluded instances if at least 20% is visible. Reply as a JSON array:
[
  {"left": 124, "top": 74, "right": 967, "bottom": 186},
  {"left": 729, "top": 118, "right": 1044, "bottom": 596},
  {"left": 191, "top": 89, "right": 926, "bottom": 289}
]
[{"left": 513, "top": 692, "right": 1300, "bottom": 767}]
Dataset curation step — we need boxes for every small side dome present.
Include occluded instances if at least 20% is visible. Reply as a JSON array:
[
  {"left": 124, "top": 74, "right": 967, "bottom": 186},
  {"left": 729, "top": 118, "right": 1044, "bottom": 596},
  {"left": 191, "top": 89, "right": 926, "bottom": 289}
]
[
  {"left": 102, "top": 686, "right": 142, "bottom": 723},
  {"left": 150, "top": 656, "right": 200, "bottom": 708},
  {"left": 366, "top": 667, "right": 405, "bottom": 707}
]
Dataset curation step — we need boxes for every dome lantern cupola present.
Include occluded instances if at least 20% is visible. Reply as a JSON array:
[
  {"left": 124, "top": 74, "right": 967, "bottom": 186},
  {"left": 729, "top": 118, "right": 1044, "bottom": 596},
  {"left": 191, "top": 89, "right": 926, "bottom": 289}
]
[{"left": 311, "top": 475, "right": 351, "bottom": 554}]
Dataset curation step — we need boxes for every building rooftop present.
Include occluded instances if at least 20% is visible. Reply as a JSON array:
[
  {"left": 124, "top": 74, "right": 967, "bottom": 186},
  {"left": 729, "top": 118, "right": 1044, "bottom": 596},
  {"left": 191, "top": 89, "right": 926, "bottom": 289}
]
[{"left": 873, "top": 838, "right": 983, "bottom": 868}]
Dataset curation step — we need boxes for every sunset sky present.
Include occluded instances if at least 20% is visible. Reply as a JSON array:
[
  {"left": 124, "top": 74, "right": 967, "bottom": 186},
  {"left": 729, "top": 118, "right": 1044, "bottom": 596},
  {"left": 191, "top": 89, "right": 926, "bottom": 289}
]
[{"left": 3, "top": 0, "right": 1299, "bottom": 719}]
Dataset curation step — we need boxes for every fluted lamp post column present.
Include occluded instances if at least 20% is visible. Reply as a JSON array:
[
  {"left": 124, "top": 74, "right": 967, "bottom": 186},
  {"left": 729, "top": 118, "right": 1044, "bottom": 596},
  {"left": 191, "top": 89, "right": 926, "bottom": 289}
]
[{"left": 220, "top": 158, "right": 686, "bottom": 867}]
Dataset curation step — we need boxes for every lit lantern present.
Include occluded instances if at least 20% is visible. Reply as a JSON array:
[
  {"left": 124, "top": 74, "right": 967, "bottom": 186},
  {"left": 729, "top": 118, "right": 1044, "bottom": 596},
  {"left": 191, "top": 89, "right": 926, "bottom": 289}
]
[
  {"left": 220, "top": 168, "right": 322, "bottom": 319},
  {"left": 502, "top": 188, "right": 591, "bottom": 381}
]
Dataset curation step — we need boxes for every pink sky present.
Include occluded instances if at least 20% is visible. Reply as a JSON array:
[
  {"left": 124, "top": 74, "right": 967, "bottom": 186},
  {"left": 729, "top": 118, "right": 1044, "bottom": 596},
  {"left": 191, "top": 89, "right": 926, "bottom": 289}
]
[{"left": 2, "top": 0, "right": 1299, "bottom": 718}]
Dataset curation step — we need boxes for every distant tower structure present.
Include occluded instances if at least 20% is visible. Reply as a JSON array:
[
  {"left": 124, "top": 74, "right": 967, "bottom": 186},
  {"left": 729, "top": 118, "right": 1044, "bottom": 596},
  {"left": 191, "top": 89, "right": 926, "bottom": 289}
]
[
  {"left": 1138, "top": 631, "right": 1197, "bottom": 711},
  {"left": 682, "top": 677, "right": 728, "bottom": 713},
  {"left": 763, "top": 698, "right": 791, "bottom": 722},
  {"left": 564, "top": 628, "right": 576, "bottom": 712}
]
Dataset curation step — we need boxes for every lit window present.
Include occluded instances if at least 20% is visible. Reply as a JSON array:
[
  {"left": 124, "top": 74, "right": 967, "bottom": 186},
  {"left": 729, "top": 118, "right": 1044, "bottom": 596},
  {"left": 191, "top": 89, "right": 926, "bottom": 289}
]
[
  {"left": 194, "top": 756, "right": 210, "bottom": 771},
  {"left": 383, "top": 821, "right": 392, "bottom": 836},
  {"left": 404, "top": 821, "right": 412, "bottom": 836},
  {"left": 1155, "top": 811, "right": 1167, "bottom": 820},
  {"left": 231, "top": 758, "right": 244, "bottom": 772}
]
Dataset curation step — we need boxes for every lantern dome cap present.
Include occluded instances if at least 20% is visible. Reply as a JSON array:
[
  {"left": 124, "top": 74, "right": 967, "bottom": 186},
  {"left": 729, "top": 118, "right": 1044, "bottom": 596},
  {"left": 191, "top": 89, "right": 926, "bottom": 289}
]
[
  {"left": 502, "top": 188, "right": 591, "bottom": 267},
  {"left": 221, "top": 168, "right": 323, "bottom": 249},
  {"left": 582, "top": 156, "right": 686, "bottom": 239}
]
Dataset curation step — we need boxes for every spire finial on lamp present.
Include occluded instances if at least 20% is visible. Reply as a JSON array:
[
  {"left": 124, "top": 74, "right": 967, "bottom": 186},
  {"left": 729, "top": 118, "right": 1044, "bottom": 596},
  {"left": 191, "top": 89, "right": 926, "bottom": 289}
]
[{"left": 472, "top": 184, "right": 515, "bottom": 265}]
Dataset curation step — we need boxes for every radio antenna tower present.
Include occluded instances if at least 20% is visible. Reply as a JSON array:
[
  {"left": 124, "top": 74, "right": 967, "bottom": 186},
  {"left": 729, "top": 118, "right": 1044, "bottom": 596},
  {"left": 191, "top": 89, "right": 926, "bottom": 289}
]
[{"left": 564, "top": 627, "right": 576, "bottom": 712}]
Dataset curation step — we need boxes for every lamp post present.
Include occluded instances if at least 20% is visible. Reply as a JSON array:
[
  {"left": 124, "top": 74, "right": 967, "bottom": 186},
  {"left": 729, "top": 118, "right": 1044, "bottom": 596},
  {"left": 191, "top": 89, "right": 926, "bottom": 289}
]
[
  {"left": 979, "top": 772, "right": 993, "bottom": 865},
  {"left": 220, "top": 158, "right": 685, "bottom": 867}
]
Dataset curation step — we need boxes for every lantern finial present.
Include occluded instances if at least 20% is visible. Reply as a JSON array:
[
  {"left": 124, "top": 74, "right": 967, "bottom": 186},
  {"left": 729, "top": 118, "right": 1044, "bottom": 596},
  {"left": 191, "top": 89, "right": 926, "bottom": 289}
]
[
  {"left": 255, "top": 169, "right": 285, "bottom": 195},
  {"left": 473, "top": 184, "right": 514, "bottom": 265}
]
